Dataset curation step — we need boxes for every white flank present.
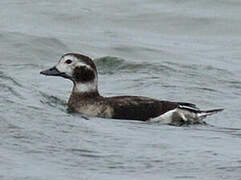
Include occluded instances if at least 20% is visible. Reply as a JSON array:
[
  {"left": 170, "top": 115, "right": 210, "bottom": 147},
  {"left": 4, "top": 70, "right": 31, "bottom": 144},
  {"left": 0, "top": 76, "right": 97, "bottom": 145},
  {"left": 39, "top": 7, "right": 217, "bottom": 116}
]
[
  {"left": 150, "top": 108, "right": 199, "bottom": 125},
  {"left": 150, "top": 108, "right": 178, "bottom": 124}
]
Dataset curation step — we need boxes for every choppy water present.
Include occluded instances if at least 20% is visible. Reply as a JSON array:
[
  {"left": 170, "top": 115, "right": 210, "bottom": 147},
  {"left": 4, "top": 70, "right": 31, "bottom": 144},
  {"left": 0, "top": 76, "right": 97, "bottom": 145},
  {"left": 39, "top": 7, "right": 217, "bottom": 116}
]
[{"left": 1, "top": 0, "right": 241, "bottom": 179}]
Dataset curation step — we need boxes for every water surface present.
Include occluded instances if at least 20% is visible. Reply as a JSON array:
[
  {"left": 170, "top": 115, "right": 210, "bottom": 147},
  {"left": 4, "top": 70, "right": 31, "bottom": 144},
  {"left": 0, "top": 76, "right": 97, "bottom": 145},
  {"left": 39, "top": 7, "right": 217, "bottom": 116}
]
[{"left": 0, "top": 0, "right": 241, "bottom": 179}]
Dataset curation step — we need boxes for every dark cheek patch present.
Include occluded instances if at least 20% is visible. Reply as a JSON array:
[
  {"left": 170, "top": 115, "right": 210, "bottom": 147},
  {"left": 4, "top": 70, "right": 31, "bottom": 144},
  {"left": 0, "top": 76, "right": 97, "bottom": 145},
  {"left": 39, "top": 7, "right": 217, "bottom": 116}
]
[{"left": 73, "top": 66, "right": 95, "bottom": 83}]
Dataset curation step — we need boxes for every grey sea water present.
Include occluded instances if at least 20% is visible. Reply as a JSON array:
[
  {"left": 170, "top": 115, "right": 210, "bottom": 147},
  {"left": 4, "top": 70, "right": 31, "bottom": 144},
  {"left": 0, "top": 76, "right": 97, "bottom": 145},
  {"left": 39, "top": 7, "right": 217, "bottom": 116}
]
[{"left": 0, "top": 0, "right": 241, "bottom": 179}]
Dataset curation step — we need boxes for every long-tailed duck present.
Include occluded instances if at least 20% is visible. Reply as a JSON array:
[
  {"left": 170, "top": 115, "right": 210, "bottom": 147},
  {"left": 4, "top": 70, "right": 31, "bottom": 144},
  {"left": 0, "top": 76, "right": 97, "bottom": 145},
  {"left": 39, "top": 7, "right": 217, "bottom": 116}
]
[{"left": 40, "top": 53, "right": 223, "bottom": 126}]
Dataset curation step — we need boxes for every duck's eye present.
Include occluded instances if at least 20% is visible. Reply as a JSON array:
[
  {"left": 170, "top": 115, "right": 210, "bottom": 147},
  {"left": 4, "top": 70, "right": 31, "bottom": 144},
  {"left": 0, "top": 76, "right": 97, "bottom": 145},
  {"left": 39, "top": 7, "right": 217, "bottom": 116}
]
[{"left": 65, "top": 59, "right": 72, "bottom": 64}]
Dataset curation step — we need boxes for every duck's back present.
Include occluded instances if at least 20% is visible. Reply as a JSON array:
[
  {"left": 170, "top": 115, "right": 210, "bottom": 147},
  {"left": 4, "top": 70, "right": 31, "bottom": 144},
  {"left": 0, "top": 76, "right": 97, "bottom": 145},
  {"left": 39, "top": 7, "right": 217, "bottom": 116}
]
[{"left": 105, "top": 96, "right": 178, "bottom": 121}]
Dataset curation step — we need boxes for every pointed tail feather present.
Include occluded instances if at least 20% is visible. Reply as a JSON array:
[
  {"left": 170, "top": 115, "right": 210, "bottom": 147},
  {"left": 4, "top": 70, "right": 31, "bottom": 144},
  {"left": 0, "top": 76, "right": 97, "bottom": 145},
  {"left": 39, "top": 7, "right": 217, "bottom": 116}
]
[
  {"left": 197, "top": 108, "right": 224, "bottom": 120},
  {"left": 178, "top": 105, "right": 224, "bottom": 122}
]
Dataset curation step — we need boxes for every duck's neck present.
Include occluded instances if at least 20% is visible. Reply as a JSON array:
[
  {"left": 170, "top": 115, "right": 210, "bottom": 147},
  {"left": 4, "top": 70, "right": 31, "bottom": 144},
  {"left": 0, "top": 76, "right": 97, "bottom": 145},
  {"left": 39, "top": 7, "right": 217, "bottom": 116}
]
[
  {"left": 68, "top": 81, "right": 101, "bottom": 113},
  {"left": 68, "top": 86, "right": 100, "bottom": 113},
  {"left": 72, "top": 80, "right": 100, "bottom": 97}
]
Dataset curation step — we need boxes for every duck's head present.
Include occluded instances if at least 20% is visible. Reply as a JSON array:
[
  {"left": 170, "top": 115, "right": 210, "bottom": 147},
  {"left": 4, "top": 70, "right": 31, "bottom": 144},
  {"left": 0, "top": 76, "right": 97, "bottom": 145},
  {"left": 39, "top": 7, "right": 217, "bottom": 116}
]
[{"left": 40, "top": 53, "right": 98, "bottom": 93}]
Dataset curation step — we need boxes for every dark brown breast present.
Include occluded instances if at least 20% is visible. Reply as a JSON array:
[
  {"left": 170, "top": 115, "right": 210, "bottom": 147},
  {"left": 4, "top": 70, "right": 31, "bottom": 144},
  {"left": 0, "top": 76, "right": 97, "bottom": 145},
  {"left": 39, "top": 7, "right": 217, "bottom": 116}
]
[{"left": 106, "top": 96, "right": 178, "bottom": 121}]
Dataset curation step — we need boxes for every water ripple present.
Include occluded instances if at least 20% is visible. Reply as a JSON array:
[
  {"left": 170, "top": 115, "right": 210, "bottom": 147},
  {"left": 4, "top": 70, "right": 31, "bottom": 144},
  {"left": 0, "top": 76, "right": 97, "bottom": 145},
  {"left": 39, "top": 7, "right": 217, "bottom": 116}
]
[
  {"left": 39, "top": 91, "right": 67, "bottom": 111},
  {"left": 0, "top": 83, "right": 23, "bottom": 99},
  {"left": 67, "top": 148, "right": 103, "bottom": 158},
  {"left": 0, "top": 70, "right": 23, "bottom": 88},
  {"left": 95, "top": 56, "right": 177, "bottom": 75}
]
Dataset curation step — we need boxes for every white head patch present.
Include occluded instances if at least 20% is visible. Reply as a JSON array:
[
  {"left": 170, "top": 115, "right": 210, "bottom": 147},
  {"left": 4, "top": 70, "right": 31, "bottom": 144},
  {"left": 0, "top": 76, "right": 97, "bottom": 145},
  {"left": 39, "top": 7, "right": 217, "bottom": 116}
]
[{"left": 55, "top": 55, "right": 91, "bottom": 77}]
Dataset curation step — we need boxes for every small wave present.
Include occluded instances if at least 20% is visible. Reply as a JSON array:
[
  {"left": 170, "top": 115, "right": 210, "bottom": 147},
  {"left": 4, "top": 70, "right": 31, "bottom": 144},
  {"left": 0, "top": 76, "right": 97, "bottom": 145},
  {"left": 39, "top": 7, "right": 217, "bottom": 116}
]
[
  {"left": 0, "top": 67, "right": 27, "bottom": 101},
  {"left": 191, "top": 87, "right": 219, "bottom": 93},
  {"left": 39, "top": 91, "right": 67, "bottom": 111},
  {"left": 113, "top": 45, "right": 161, "bottom": 54},
  {"left": 94, "top": 56, "right": 177, "bottom": 75},
  {"left": 227, "top": 80, "right": 241, "bottom": 89},
  {"left": 0, "top": 84, "right": 23, "bottom": 99},
  {"left": 163, "top": 61, "right": 233, "bottom": 74},
  {"left": 2, "top": 63, "right": 43, "bottom": 69},
  {"left": 94, "top": 56, "right": 125, "bottom": 74},
  {"left": 0, "top": 70, "right": 23, "bottom": 88},
  {"left": 0, "top": 116, "right": 22, "bottom": 134},
  {"left": 0, "top": 31, "right": 69, "bottom": 64},
  {"left": 66, "top": 148, "right": 104, "bottom": 158},
  {"left": 189, "top": 125, "right": 241, "bottom": 138},
  {"left": 0, "top": 73, "right": 23, "bottom": 100}
]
